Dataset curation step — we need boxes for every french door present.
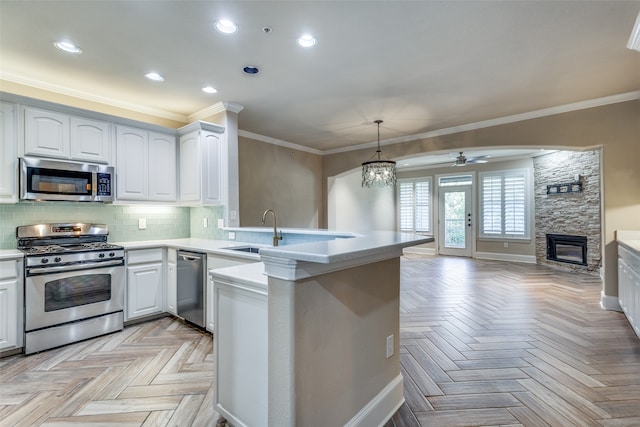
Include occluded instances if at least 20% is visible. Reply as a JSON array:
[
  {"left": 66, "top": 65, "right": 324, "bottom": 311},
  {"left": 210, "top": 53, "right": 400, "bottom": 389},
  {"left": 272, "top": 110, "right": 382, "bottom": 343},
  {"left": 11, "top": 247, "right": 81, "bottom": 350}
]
[{"left": 438, "top": 185, "right": 472, "bottom": 257}]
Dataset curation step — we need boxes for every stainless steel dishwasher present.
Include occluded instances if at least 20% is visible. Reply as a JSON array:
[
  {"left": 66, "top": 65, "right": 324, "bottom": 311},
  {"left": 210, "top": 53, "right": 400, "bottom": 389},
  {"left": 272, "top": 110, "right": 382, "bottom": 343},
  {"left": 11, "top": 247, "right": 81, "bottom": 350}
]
[{"left": 177, "top": 250, "right": 206, "bottom": 328}]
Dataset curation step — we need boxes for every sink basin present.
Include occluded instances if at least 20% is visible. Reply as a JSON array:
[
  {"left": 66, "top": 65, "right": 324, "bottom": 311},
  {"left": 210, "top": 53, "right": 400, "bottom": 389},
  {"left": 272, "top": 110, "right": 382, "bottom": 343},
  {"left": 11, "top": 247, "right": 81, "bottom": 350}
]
[{"left": 223, "top": 246, "right": 261, "bottom": 254}]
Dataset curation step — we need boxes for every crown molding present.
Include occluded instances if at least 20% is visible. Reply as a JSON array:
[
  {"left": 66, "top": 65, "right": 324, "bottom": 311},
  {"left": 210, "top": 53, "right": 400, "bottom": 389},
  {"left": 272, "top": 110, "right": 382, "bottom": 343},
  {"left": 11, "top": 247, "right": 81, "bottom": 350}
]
[
  {"left": 0, "top": 71, "right": 189, "bottom": 123},
  {"left": 238, "top": 130, "right": 324, "bottom": 155},
  {"left": 189, "top": 101, "right": 244, "bottom": 121},
  {"left": 324, "top": 91, "right": 640, "bottom": 155}
]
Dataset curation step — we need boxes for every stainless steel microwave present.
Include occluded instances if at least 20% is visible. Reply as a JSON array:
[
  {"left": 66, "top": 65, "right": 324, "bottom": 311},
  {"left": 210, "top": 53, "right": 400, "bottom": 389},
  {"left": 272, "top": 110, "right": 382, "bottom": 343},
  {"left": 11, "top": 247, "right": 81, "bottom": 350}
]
[{"left": 20, "top": 157, "right": 114, "bottom": 202}]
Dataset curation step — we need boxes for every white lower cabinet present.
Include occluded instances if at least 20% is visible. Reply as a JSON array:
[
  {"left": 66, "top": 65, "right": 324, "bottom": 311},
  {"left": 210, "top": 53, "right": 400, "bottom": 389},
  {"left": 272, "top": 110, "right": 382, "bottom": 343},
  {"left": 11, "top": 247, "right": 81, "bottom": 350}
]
[
  {"left": 167, "top": 249, "right": 177, "bottom": 315},
  {"left": 206, "top": 254, "right": 254, "bottom": 332},
  {"left": 126, "top": 249, "right": 165, "bottom": 321},
  {"left": 619, "top": 244, "right": 640, "bottom": 339},
  {"left": 212, "top": 264, "right": 268, "bottom": 427},
  {"left": 0, "top": 258, "right": 23, "bottom": 352}
]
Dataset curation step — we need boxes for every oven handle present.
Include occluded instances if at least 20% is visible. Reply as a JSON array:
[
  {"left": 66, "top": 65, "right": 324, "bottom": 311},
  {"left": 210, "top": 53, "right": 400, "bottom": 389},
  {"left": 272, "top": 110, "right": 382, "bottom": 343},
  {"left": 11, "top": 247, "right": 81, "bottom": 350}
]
[{"left": 26, "top": 259, "right": 124, "bottom": 276}]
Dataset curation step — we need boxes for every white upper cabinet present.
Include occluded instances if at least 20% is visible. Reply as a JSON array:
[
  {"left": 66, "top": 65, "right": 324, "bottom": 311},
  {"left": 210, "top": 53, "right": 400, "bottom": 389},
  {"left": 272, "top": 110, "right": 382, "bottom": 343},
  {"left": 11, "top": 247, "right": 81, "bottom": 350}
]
[
  {"left": 148, "top": 132, "right": 177, "bottom": 201},
  {"left": 24, "top": 106, "right": 112, "bottom": 164},
  {"left": 24, "top": 107, "right": 70, "bottom": 159},
  {"left": 178, "top": 121, "right": 226, "bottom": 206},
  {"left": 70, "top": 117, "right": 112, "bottom": 163},
  {"left": 116, "top": 125, "right": 176, "bottom": 202},
  {"left": 116, "top": 126, "right": 148, "bottom": 200},
  {"left": 0, "top": 102, "right": 18, "bottom": 203}
]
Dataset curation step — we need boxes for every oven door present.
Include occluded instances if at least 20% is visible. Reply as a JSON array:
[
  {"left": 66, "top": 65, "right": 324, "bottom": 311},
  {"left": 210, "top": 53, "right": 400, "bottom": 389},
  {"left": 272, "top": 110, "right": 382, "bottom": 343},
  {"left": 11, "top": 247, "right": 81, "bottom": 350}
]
[{"left": 25, "top": 259, "right": 124, "bottom": 331}]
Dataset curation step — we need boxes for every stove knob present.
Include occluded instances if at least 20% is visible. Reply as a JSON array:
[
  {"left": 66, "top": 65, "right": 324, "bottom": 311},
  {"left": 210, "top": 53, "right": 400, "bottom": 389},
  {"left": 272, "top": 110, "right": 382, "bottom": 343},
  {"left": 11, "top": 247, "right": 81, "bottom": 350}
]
[
  {"left": 54, "top": 257, "right": 62, "bottom": 263},
  {"left": 109, "top": 252, "right": 115, "bottom": 257},
  {"left": 98, "top": 253, "right": 105, "bottom": 258},
  {"left": 41, "top": 258, "right": 49, "bottom": 264}
]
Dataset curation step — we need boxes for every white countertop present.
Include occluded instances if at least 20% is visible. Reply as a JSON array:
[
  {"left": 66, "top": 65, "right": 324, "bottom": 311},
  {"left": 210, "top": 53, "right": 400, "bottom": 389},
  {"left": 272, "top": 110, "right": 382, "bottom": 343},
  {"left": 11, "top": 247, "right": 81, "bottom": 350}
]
[
  {"left": 617, "top": 230, "right": 640, "bottom": 254},
  {"left": 209, "top": 262, "right": 267, "bottom": 290},
  {"left": 116, "top": 232, "right": 433, "bottom": 265},
  {"left": 259, "top": 231, "right": 433, "bottom": 264},
  {"left": 0, "top": 249, "right": 23, "bottom": 261},
  {"left": 116, "top": 238, "right": 262, "bottom": 261}
]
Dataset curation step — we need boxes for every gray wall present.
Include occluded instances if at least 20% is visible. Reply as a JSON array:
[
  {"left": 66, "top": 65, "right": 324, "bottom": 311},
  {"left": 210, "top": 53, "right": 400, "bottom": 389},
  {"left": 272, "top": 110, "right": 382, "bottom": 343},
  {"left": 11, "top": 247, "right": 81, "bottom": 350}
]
[{"left": 238, "top": 136, "right": 323, "bottom": 229}]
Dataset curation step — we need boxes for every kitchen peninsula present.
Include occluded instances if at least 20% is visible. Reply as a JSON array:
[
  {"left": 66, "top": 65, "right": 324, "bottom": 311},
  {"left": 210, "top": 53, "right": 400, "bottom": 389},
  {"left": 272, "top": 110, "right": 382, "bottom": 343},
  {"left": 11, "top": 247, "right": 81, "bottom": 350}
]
[{"left": 209, "top": 230, "right": 432, "bottom": 427}]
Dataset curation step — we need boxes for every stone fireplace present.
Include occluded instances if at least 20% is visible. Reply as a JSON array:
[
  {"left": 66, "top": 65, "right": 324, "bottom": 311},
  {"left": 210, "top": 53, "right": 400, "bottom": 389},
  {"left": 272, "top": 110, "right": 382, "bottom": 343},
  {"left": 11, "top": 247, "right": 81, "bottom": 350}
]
[{"left": 534, "top": 150, "right": 601, "bottom": 274}]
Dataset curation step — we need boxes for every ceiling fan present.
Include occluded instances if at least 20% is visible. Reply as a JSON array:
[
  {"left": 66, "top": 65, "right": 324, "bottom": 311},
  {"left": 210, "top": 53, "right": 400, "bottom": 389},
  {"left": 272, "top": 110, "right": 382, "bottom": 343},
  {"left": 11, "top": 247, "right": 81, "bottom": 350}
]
[{"left": 452, "top": 151, "right": 490, "bottom": 167}]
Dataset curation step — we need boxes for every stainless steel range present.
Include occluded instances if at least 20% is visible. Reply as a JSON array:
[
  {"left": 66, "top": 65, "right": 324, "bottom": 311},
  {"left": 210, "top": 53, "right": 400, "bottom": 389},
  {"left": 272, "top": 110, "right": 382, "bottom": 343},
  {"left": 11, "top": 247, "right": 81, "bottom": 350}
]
[{"left": 17, "top": 223, "right": 125, "bottom": 354}]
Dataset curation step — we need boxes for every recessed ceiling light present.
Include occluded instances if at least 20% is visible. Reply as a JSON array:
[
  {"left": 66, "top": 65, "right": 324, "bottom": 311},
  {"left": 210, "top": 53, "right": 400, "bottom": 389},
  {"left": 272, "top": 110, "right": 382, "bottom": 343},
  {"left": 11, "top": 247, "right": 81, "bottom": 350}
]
[
  {"left": 145, "top": 72, "right": 164, "bottom": 82},
  {"left": 54, "top": 41, "right": 82, "bottom": 54},
  {"left": 215, "top": 19, "right": 238, "bottom": 34},
  {"left": 202, "top": 86, "right": 217, "bottom": 94},
  {"left": 242, "top": 65, "right": 260, "bottom": 75},
  {"left": 297, "top": 34, "right": 317, "bottom": 48}
]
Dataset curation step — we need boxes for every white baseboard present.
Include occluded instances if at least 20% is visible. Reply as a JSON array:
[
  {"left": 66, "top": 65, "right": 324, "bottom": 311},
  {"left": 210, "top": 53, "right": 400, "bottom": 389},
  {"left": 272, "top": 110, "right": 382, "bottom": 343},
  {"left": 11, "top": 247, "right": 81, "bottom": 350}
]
[
  {"left": 474, "top": 252, "right": 537, "bottom": 264},
  {"left": 403, "top": 246, "right": 436, "bottom": 256},
  {"left": 600, "top": 291, "right": 622, "bottom": 312},
  {"left": 344, "top": 374, "right": 405, "bottom": 427}
]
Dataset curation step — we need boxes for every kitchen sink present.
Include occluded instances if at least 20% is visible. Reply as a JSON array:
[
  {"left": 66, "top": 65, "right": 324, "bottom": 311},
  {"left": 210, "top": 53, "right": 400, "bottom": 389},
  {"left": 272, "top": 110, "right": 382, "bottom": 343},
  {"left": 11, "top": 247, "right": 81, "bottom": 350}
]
[{"left": 223, "top": 246, "right": 261, "bottom": 254}]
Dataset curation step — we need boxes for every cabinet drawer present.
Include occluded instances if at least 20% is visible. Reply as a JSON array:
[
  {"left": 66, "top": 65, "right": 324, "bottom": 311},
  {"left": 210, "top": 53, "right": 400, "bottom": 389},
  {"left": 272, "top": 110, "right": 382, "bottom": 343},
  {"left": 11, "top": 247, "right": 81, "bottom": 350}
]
[
  {"left": 619, "top": 245, "right": 640, "bottom": 274},
  {"left": 127, "top": 248, "right": 163, "bottom": 265},
  {"left": 0, "top": 260, "right": 18, "bottom": 280}
]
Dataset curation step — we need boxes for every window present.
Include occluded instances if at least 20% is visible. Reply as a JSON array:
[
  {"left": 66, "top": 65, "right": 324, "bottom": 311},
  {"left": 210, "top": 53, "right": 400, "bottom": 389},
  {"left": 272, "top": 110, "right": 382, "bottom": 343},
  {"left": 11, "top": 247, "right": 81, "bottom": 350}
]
[
  {"left": 479, "top": 169, "right": 529, "bottom": 239},
  {"left": 399, "top": 178, "right": 431, "bottom": 234}
]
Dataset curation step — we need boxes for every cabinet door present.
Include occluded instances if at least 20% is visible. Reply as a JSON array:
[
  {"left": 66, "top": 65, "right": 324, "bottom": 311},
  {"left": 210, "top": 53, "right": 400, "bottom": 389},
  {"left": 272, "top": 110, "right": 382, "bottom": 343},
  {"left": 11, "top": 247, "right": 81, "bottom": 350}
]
[
  {"left": 203, "top": 132, "right": 224, "bottom": 205},
  {"left": 179, "top": 130, "right": 202, "bottom": 203},
  {"left": 127, "top": 263, "right": 164, "bottom": 320},
  {"left": 70, "top": 117, "right": 112, "bottom": 164},
  {"left": 148, "top": 132, "right": 177, "bottom": 201},
  {"left": 0, "top": 102, "right": 17, "bottom": 203},
  {"left": 24, "top": 107, "right": 70, "bottom": 158},
  {"left": 0, "top": 260, "right": 19, "bottom": 351},
  {"left": 116, "top": 126, "right": 148, "bottom": 200}
]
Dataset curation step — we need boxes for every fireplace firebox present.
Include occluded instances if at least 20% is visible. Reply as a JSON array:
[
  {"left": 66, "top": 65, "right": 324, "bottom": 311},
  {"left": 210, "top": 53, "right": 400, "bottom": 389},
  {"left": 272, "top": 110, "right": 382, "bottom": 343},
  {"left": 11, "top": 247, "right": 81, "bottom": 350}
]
[{"left": 546, "top": 234, "right": 587, "bottom": 266}]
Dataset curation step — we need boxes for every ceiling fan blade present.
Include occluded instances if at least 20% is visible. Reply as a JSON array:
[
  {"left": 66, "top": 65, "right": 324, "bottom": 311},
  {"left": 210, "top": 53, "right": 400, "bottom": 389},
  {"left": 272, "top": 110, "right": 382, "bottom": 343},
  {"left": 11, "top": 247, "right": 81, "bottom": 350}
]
[{"left": 466, "top": 159, "right": 488, "bottom": 164}]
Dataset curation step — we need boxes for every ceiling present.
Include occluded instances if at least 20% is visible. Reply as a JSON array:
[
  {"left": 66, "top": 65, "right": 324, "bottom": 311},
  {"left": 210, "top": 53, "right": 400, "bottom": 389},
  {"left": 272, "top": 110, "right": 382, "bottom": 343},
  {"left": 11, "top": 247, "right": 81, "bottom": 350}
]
[{"left": 1, "top": 1, "right": 640, "bottom": 160}]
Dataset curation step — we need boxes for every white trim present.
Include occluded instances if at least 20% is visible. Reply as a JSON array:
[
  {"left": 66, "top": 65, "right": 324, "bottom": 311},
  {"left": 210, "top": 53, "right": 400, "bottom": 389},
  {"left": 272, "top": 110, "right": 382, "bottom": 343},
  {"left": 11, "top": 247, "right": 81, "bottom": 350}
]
[
  {"left": 324, "top": 91, "right": 640, "bottom": 155},
  {"left": 188, "top": 101, "right": 244, "bottom": 121},
  {"left": 475, "top": 252, "right": 536, "bottom": 264},
  {"left": 628, "top": 12, "right": 640, "bottom": 52},
  {"left": 344, "top": 374, "right": 405, "bottom": 427},
  {"left": 601, "top": 291, "right": 622, "bottom": 312},
  {"left": 238, "top": 130, "right": 324, "bottom": 155},
  {"left": 0, "top": 71, "right": 189, "bottom": 123},
  {"left": 403, "top": 246, "right": 436, "bottom": 256}
]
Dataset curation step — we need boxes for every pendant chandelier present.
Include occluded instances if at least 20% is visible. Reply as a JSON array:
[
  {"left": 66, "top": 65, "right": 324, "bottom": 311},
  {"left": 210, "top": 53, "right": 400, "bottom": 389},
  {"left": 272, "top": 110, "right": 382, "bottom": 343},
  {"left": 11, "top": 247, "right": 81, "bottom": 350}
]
[{"left": 361, "top": 120, "right": 397, "bottom": 188}]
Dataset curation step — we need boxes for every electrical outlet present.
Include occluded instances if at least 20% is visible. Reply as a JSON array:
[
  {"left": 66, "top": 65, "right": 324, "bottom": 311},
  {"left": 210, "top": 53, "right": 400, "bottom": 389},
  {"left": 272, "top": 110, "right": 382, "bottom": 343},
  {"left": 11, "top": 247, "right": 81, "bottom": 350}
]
[
  {"left": 203, "top": 218, "right": 208, "bottom": 228},
  {"left": 230, "top": 210, "right": 237, "bottom": 219},
  {"left": 504, "top": 242, "right": 509, "bottom": 248},
  {"left": 138, "top": 218, "right": 147, "bottom": 230},
  {"left": 217, "top": 218, "right": 224, "bottom": 229},
  {"left": 386, "top": 334, "right": 394, "bottom": 358},
  {"left": 228, "top": 232, "right": 236, "bottom": 240}
]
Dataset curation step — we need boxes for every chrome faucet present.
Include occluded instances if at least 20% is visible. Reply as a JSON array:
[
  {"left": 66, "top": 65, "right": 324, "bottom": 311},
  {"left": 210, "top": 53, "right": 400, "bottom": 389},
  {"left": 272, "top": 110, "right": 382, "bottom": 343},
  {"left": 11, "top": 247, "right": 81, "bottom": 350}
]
[{"left": 261, "top": 209, "right": 283, "bottom": 247}]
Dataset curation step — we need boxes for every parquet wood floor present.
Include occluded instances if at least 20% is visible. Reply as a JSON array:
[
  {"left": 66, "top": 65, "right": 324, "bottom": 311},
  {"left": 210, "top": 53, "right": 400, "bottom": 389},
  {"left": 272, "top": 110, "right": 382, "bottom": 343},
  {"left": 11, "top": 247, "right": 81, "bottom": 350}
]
[{"left": 1, "top": 255, "right": 639, "bottom": 426}]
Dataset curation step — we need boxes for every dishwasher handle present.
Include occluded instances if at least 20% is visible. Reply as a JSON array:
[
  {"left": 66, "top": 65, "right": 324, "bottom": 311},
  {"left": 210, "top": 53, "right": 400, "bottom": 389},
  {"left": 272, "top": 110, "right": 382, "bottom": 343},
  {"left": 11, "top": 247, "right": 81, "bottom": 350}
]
[{"left": 178, "top": 251, "right": 204, "bottom": 262}]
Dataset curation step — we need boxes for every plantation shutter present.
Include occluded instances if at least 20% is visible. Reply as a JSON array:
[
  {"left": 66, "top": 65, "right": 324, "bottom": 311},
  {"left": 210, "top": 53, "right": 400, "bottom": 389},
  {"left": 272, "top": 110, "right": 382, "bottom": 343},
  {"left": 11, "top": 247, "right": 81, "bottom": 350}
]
[
  {"left": 399, "top": 179, "right": 431, "bottom": 234},
  {"left": 504, "top": 173, "right": 526, "bottom": 236},
  {"left": 480, "top": 170, "right": 528, "bottom": 238},
  {"left": 482, "top": 175, "right": 502, "bottom": 235}
]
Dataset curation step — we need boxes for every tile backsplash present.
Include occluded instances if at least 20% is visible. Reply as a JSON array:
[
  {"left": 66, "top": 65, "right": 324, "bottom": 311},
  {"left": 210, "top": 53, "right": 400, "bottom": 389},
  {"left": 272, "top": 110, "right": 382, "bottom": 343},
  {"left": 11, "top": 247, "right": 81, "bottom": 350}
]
[{"left": 0, "top": 202, "right": 226, "bottom": 249}]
